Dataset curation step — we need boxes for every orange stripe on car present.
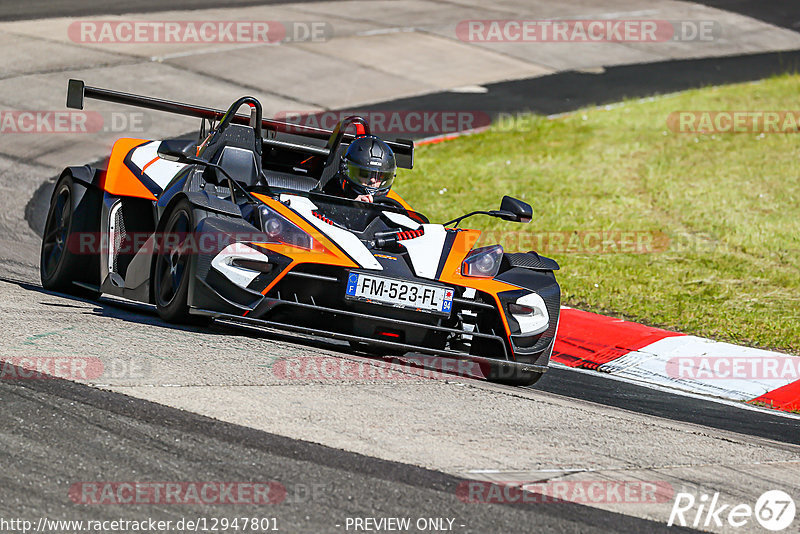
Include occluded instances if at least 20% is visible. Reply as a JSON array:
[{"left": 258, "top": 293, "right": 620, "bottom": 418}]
[
  {"left": 142, "top": 156, "right": 160, "bottom": 172},
  {"left": 250, "top": 193, "right": 359, "bottom": 295}
]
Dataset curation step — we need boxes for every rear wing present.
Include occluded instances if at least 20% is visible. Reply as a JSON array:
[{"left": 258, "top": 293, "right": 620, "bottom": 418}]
[{"left": 66, "top": 79, "right": 414, "bottom": 169}]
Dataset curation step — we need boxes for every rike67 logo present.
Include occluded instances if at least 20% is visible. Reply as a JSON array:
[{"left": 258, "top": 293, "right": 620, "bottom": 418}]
[{"left": 668, "top": 490, "right": 796, "bottom": 531}]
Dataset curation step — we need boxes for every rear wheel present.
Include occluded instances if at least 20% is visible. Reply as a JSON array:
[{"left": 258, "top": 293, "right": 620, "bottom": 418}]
[
  {"left": 153, "top": 200, "right": 196, "bottom": 323},
  {"left": 40, "top": 175, "right": 101, "bottom": 299}
]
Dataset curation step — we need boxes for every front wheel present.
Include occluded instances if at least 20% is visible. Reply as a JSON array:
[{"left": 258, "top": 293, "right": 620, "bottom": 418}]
[
  {"left": 40, "top": 175, "right": 101, "bottom": 299},
  {"left": 153, "top": 200, "right": 196, "bottom": 323}
]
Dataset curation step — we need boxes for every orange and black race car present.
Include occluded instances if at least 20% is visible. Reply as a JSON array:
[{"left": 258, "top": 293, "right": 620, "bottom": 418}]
[{"left": 40, "top": 80, "right": 560, "bottom": 386}]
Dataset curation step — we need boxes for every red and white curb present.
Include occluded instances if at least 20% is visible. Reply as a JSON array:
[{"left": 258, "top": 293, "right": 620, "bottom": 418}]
[{"left": 552, "top": 308, "right": 800, "bottom": 413}]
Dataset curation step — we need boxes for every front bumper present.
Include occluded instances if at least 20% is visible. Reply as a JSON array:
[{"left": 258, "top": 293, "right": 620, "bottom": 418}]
[
  {"left": 190, "top": 260, "right": 557, "bottom": 372},
  {"left": 187, "top": 219, "right": 562, "bottom": 371},
  {"left": 189, "top": 307, "right": 550, "bottom": 376}
]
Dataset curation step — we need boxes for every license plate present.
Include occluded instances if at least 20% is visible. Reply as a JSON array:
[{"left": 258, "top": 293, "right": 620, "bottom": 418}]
[{"left": 345, "top": 272, "right": 453, "bottom": 315}]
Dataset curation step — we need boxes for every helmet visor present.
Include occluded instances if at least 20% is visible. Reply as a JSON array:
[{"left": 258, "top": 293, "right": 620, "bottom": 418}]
[{"left": 346, "top": 162, "right": 395, "bottom": 193}]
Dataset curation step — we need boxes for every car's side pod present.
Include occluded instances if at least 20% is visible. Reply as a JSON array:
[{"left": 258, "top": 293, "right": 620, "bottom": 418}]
[
  {"left": 183, "top": 191, "right": 244, "bottom": 218},
  {"left": 157, "top": 189, "right": 243, "bottom": 227}
]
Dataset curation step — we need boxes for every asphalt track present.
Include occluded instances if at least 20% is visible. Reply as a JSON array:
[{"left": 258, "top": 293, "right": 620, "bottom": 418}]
[
  {"left": 3, "top": 362, "right": 692, "bottom": 534},
  {"left": 11, "top": 267, "right": 800, "bottom": 448},
  {"left": 2, "top": 0, "right": 799, "bottom": 29}
]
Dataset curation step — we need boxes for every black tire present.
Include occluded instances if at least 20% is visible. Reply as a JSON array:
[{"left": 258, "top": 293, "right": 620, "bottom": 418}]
[
  {"left": 153, "top": 200, "right": 197, "bottom": 323},
  {"left": 487, "top": 363, "right": 544, "bottom": 387},
  {"left": 40, "top": 175, "right": 101, "bottom": 299}
]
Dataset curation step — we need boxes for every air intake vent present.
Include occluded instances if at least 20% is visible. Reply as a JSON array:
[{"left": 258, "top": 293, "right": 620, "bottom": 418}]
[{"left": 109, "top": 202, "right": 125, "bottom": 274}]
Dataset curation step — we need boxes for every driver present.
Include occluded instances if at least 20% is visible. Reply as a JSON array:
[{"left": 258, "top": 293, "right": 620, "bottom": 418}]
[{"left": 323, "top": 135, "right": 396, "bottom": 203}]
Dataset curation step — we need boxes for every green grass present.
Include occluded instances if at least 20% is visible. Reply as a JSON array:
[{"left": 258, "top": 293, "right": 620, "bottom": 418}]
[{"left": 394, "top": 75, "right": 800, "bottom": 354}]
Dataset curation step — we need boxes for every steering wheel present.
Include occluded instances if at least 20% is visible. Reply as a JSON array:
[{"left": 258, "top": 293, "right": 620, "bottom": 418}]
[
  {"left": 373, "top": 196, "right": 406, "bottom": 210},
  {"left": 374, "top": 196, "right": 429, "bottom": 224}
]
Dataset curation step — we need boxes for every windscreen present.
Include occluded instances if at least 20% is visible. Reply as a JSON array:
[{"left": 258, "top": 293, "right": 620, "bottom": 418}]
[{"left": 306, "top": 191, "right": 428, "bottom": 232}]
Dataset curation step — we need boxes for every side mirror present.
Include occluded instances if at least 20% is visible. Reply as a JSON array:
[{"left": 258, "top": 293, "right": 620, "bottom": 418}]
[
  {"left": 443, "top": 196, "right": 533, "bottom": 227},
  {"left": 498, "top": 196, "right": 533, "bottom": 223},
  {"left": 156, "top": 140, "right": 199, "bottom": 164},
  {"left": 157, "top": 140, "right": 225, "bottom": 185}
]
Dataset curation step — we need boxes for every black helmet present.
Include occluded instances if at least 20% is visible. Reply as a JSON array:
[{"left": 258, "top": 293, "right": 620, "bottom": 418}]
[{"left": 341, "top": 135, "right": 396, "bottom": 196}]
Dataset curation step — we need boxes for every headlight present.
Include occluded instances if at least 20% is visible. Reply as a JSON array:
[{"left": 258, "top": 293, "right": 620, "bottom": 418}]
[
  {"left": 263, "top": 216, "right": 283, "bottom": 238},
  {"left": 462, "top": 244, "right": 503, "bottom": 278},
  {"left": 258, "top": 205, "right": 313, "bottom": 250},
  {"left": 509, "top": 292, "right": 549, "bottom": 335}
]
